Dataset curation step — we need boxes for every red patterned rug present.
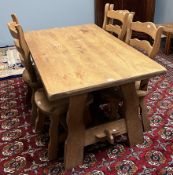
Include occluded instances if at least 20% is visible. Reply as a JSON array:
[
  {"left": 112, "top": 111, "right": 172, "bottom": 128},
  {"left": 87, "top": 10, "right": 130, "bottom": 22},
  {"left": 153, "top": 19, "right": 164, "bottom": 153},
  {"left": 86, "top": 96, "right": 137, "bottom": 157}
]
[{"left": 0, "top": 51, "right": 173, "bottom": 174}]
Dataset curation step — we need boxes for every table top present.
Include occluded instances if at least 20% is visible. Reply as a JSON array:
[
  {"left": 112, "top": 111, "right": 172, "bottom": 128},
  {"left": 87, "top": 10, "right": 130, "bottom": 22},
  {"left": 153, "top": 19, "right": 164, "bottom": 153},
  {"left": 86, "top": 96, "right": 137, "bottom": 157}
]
[{"left": 25, "top": 24, "right": 166, "bottom": 100}]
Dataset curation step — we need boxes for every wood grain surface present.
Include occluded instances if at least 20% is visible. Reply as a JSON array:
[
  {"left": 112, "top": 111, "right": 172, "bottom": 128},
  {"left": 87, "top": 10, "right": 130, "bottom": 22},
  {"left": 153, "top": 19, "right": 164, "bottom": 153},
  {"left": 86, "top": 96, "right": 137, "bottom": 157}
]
[{"left": 25, "top": 24, "right": 166, "bottom": 100}]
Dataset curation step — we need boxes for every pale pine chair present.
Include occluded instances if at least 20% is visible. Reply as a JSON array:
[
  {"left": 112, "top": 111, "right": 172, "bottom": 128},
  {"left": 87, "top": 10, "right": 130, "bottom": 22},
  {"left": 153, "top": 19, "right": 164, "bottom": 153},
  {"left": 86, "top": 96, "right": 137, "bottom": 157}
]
[
  {"left": 8, "top": 21, "right": 70, "bottom": 160},
  {"left": 16, "top": 23, "right": 70, "bottom": 160},
  {"left": 125, "top": 21, "right": 164, "bottom": 131},
  {"left": 102, "top": 3, "right": 134, "bottom": 41},
  {"left": 92, "top": 5, "right": 135, "bottom": 124}
]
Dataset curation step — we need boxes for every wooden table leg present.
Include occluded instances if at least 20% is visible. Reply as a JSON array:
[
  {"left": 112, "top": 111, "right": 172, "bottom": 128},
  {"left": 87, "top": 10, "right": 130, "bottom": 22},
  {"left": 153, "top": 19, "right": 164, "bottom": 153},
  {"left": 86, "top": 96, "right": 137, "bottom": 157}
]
[
  {"left": 121, "top": 82, "right": 144, "bottom": 146},
  {"left": 64, "top": 94, "right": 88, "bottom": 170},
  {"left": 165, "top": 32, "right": 171, "bottom": 55}
]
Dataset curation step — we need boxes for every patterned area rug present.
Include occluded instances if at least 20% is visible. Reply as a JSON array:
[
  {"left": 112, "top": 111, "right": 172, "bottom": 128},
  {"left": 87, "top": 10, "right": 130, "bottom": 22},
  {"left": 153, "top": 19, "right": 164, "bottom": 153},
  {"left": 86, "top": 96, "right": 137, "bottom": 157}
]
[
  {"left": 0, "top": 51, "right": 173, "bottom": 174},
  {"left": 0, "top": 47, "right": 24, "bottom": 80}
]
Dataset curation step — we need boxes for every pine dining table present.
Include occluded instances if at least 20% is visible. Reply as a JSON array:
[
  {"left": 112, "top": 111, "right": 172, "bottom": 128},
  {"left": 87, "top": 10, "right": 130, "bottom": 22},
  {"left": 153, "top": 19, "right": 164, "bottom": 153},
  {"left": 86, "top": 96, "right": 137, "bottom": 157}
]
[{"left": 24, "top": 24, "right": 166, "bottom": 169}]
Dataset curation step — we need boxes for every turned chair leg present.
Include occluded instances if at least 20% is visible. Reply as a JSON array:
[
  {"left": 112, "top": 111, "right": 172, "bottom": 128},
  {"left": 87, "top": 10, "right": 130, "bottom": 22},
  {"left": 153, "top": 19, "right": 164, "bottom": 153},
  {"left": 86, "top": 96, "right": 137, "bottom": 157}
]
[
  {"left": 139, "top": 97, "right": 150, "bottom": 132},
  {"left": 35, "top": 109, "right": 46, "bottom": 132}
]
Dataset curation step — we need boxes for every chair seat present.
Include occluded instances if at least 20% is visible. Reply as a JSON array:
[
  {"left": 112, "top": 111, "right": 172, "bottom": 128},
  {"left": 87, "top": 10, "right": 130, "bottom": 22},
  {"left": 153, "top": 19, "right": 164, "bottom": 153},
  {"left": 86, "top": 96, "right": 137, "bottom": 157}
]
[{"left": 34, "top": 89, "right": 68, "bottom": 114}]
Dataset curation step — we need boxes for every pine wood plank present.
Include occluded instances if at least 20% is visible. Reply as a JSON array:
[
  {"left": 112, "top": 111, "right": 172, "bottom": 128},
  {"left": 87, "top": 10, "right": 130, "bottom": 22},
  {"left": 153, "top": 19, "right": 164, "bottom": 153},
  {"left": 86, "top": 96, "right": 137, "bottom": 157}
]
[{"left": 24, "top": 24, "right": 166, "bottom": 101}]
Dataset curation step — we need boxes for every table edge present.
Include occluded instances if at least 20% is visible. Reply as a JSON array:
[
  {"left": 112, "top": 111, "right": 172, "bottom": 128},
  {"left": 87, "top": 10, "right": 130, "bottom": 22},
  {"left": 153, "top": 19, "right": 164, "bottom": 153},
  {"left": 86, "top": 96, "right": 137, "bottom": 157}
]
[{"left": 47, "top": 69, "right": 166, "bottom": 101}]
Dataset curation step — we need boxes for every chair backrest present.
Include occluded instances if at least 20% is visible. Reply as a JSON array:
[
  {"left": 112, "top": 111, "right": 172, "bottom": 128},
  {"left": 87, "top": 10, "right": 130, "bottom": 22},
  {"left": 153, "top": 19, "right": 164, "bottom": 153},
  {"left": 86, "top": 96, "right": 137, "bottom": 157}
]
[
  {"left": 7, "top": 21, "right": 36, "bottom": 81},
  {"left": 7, "top": 14, "right": 20, "bottom": 39},
  {"left": 16, "top": 24, "right": 37, "bottom": 81},
  {"left": 123, "top": 11, "right": 135, "bottom": 41},
  {"left": 125, "top": 12, "right": 135, "bottom": 31},
  {"left": 125, "top": 21, "right": 164, "bottom": 58},
  {"left": 102, "top": 3, "right": 134, "bottom": 40},
  {"left": 7, "top": 21, "right": 18, "bottom": 39},
  {"left": 7, "top": 21, "right": 24, "bottom": 57}
]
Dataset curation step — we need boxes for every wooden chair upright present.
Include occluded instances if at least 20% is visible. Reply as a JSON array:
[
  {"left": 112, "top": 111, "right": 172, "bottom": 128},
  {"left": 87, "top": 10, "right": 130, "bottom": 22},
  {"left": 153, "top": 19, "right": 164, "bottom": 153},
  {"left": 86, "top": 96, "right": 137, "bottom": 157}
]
[
  {"left": 125, "top": 21, "right": 164, "bottom": 131},
  {"left": 7, "top": 15, "right": 69, "bottom": 161},
  {"left": 102, "top": 3, "right": 134, "bottom": 40}
]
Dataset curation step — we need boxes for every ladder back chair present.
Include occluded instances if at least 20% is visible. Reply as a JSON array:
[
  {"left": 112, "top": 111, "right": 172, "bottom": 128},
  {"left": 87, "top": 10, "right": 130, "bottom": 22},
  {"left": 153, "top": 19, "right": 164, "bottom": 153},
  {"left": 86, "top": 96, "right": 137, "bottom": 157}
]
[
  {"left": 102, "top": 3, "right": 134, "bottom": 40},
  {"left": 16, "top": 24, "right": 70, "bottom": 161},
  {"left": 125, "top": 21, "right": 164, "bottom": 131},
  {"left": 92, "top": 4, "right": 135, "bottom": 129},
  {"left": 8, "top": 16, "right": 70, "bottom": 160}
]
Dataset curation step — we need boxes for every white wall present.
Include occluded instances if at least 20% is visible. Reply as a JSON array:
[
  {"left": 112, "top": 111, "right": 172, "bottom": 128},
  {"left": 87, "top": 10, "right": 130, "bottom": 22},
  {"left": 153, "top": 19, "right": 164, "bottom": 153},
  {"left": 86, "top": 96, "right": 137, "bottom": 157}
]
[
  {"left": 2, "top": 0, "right": 172, "bottom": 46},
  {"left": 154, "top": 0, "right": 173, "bottom": 23},
  {"left": 0, "top": 0, "right": 94, "bottom": 46}
]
